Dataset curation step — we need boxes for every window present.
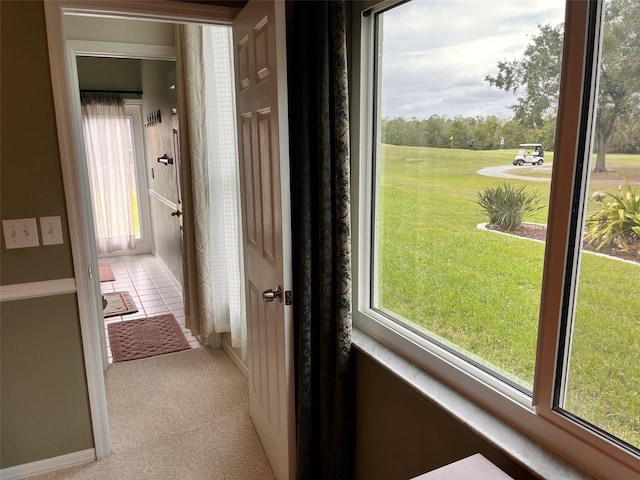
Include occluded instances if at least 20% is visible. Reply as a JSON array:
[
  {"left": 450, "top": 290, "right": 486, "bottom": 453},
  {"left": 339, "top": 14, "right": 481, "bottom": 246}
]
[{"left": 354, "top": 0, "right": 640, "bottom": 477}]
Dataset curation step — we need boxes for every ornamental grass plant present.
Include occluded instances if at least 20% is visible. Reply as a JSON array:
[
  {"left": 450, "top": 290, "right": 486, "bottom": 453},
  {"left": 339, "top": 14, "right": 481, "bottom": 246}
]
[
  {"left": 585, "top": 181, "right": 640, "bottom": 252},
  {"left": 476, "top": 183, "right": 544, "bottom": 231}
]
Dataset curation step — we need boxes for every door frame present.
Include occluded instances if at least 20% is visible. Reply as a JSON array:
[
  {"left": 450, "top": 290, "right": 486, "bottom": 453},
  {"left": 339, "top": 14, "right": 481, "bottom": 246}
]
[
  {"left": 44, "top": 0, "right": 240, "bottom": 460},
  {"left": 65, "top": 40, "right": 176, "bottom": 370}
]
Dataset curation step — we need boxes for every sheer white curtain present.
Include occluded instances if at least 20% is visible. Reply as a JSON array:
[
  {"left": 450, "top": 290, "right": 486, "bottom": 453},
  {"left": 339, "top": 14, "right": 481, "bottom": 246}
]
[
  {"left": 81, "top": 94, "right": 136, "bottom": 253},
  {"left": 178, "top": 24, "right": 246, "bottom": 358},
  {"left": 203, "top": 26, "right": 247, "bottom": 356}
]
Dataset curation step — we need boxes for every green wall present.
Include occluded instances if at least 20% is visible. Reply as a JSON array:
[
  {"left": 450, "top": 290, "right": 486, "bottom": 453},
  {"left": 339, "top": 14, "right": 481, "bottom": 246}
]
[
  {"left": 0, "top": 0, "right": 73, "bottom": 284},
  {"left": 0, "top": 0, "right": 93, "bottom": 469},
  {"left": 76, "top": 57, "right": 143, "bottom": 92},
  {"left": 1, "top": 296, "right": 93, "bottom": 467}
]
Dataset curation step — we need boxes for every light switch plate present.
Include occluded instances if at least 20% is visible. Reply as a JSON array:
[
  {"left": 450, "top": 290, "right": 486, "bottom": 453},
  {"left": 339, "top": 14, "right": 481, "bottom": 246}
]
[
  {"left": 40, "top": 216, "right": 64, "bottom": 245},
  {"left": 2, "top": 218, "right": 40, "bottom": 249}
]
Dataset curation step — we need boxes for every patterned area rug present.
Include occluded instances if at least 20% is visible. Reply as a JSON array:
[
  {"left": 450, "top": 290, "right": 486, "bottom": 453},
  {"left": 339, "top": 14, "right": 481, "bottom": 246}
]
[
  {"left": 99, "top": 263, "right": 115, "bottom": 282},
  {"left": 107, "top": 314, "right": 191, "bottom": 362},
  {"left": 103, "top": 291, "right": 138, "bottom": 318}
]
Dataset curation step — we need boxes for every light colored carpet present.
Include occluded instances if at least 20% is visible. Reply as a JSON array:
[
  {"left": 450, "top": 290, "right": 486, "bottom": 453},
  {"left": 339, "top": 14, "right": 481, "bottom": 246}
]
[{"left": 28, "top": 347, "right": 275, "bottom": 480}]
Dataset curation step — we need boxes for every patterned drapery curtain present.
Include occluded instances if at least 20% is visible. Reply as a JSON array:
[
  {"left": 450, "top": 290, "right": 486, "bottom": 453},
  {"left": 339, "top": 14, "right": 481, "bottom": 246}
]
[
  {"left": 176, "top": 24, "right": 246, "bottom": 356},
  {"left": 287, "top": 1, "right": 355, "bottom": 479},
  {"left": 175, "top": 23, "right": 212, "bottom": 340}
]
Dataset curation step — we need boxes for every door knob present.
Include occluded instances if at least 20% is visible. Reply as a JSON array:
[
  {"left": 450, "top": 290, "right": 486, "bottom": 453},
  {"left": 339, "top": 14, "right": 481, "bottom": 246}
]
[
  {"left": 171, "top": 210, "right": 182, "bottom": 217},
  {"left": 262, "top": 286, "right": 282, "bottom": 303}
]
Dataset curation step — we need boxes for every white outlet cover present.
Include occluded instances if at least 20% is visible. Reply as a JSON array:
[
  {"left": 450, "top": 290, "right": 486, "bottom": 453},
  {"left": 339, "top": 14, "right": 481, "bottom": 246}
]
[
  {"left": 40, "top": 216, "right": 64, "bottom": 245},
  {"left": 2, "top": 218, "right": 40, "bottom": 249}
]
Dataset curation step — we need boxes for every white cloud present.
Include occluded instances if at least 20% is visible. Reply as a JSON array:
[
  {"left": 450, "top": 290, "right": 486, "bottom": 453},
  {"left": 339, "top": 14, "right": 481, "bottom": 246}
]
[{"left": 379, "top": 0, "right": 565, "bottom": 119}]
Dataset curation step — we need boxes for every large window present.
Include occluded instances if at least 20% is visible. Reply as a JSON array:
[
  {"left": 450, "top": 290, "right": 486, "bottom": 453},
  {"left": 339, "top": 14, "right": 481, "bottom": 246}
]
[{"left": 355, "top": 0, "right": 640, "bottom": 477}]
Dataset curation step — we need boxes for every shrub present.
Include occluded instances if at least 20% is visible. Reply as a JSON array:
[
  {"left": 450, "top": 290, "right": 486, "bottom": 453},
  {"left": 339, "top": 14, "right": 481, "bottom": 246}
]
[
  {"left": 476, "top": 183, "right": 544, "bottom": 231},
  {"left": 584, "top": 181, "right": 640, "bottom": 252}
]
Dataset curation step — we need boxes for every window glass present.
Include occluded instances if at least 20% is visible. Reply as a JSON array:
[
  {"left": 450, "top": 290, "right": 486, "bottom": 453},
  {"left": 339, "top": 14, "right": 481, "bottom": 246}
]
[
  {"left": 372, "top": 0, "right": 565, "bottom": 391},
  {"left": 560, "top": 0, "right": 640, "bottom": 450},
  {"left": 126, "top": 116, "right": 142, "bottom": 239}
]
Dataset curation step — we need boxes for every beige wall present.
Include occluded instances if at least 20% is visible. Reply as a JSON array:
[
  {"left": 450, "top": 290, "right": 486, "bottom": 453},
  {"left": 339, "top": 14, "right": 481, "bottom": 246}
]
[
  {"left": 64, "top": 15, "right": 175, "bottom": 46},
  {"left": 142, "top": 59, "right": 184, "bottom": 282},
  {"left": 354, "top": 352, "right": 538, "bottom": 480},
  {"left": 0, "top": 1, "right": 93, "bottom": 468}
]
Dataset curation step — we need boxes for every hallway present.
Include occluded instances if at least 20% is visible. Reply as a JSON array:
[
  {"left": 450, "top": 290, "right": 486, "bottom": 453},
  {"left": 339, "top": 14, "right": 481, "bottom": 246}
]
[
  {"left": 28, "top": 255, "right": 274, "bottom": 479},
  {"left": 99, "top": 254, "right": 199, "bottom": 363},
  {"left": 28, "top": 347, "right": 275, "bottom": 479}
]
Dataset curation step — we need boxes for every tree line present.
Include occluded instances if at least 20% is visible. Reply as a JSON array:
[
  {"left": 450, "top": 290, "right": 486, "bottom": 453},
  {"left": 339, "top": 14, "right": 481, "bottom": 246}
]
[
  {"left": 383, "top": 0, "right": 640, "bottom": 166},
  {"left": 485, "top": 0, "right": 640, "bottom": 171},
  {"left": 381, "top": 113, "right": 640, "bottom": 154},
  {"left": 381, "top": 115, "right": 556, "bottom": 151}
]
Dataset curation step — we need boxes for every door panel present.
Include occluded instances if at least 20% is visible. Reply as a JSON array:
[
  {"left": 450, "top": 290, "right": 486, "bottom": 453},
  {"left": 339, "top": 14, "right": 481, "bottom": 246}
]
[
  {"left": 257, "top": 108, "right": 276, "bottom": 264},
  {"left": 233, "top": 1, "right": 294, "bottom": 479}
]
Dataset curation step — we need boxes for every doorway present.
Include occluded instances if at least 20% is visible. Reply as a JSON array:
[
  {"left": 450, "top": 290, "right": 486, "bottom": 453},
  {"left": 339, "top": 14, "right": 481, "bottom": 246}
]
[
  {"left": 45, "top": 3, "right": 295, "bottom": 478},
  {"left": 49, "top": 2, "right": 244, "bottom": 458},
  {"left": 78, "top": 89, "right": 154, "bottom": 257}
]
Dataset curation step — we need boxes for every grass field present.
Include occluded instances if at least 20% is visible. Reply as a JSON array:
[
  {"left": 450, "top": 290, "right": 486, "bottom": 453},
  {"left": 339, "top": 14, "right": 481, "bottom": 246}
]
[{"left": 375, "top": 144, "right": 640, "bottom": 447}]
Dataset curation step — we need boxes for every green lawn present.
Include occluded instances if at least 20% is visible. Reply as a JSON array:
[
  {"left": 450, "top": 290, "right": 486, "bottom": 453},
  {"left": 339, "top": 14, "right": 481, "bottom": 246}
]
[{"left": 375, "top": 144, "right": 640, "bottom": 447}]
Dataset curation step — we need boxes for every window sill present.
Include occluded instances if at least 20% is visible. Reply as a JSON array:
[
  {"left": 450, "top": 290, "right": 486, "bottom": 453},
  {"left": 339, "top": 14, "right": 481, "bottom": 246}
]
[{"left": 352, "top": 327, "right": 593, "bottom": 480}]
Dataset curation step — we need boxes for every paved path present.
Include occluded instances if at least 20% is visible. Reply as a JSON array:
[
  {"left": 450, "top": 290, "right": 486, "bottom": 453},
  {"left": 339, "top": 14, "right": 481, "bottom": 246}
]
[{"left": 477, "top": 164, "right": 553, "bottom": 182}]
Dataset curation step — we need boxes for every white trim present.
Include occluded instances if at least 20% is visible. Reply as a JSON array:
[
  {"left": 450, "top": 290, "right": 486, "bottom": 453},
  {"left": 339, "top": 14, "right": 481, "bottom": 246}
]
[
  {"left": 43, "top": 0, "right": 244, "bottom": 466},
  {"left": 353, "top": 330, "right": 590, "bottom": 480},
  {"left": 0, "top": 279, "right": 77, "bottom": 302},
  {"left": 273, "top": 2, "right": 297, "bottom": 477},
  {"left": 353, "top": 1, "right": 640, "bottom": 478},
  {"left": 57, "top": 0, "right": 240, "bottom": 25},
  {"left": 222, "top": 338, "right": 249, "bottom": 379},
  {"left": 0, "top": 448, "right": 95, "bottom": 480},
  {"left": 44, "top": 0, "right": 112, "bottom": 459},
  {"left": 148, "top": 188, "right": 178, "bottom": 211},
  {"left": 68, "top": 39, "right": 175, "bottom": 60},
  {"left": 153, "top": 250, "right": 183, "bottom": 289}
]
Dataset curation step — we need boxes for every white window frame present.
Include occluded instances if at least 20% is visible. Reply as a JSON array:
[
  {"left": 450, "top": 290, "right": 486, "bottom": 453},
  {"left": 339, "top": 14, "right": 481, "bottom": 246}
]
[{"left": 352, "top": 1, "right": 640, "bottom": 478}]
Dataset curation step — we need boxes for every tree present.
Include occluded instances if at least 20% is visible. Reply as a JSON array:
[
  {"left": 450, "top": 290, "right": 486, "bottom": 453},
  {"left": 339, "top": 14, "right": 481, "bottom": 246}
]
[
  {"left": 592, "top": 0, "right": 640, "bottom": 172},
  {"left": 486, "top": 0, "right": 640, "bottom": 173},
  {"left": 485, "top": 24, "right": 563, "bottom": 130}
]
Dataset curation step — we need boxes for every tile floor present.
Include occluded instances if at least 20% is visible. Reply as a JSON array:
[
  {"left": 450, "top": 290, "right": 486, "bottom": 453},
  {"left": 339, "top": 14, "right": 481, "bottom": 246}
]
[{"left": 99, "top": 254, "right": 200, "bottom": 363}]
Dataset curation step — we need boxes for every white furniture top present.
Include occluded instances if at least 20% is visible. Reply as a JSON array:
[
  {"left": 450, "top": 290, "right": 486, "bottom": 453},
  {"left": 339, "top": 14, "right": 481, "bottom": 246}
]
[{"left": 411, "top": 454, "right": 514, "bottom": 479}]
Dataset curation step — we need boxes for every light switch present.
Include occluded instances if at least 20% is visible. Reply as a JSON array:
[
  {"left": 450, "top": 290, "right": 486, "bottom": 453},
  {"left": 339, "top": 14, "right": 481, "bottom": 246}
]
[
  {"left": 2, "top": 218, "right": 40, "bottom": 249},
  {"left": 40, "top": 216, "right": 64, "bottom": 245}
]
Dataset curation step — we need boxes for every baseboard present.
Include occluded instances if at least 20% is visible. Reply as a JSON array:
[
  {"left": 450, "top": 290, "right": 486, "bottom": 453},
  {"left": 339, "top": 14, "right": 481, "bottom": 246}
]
[
  {"left": 0, "top": 449, "right": 95, "bottom": 480},
  {"left": 152, "top": 250, "right": 183, "bottom": 288},
  {"left": 222, "top": 338, "right": 248, "bottom": 379}
]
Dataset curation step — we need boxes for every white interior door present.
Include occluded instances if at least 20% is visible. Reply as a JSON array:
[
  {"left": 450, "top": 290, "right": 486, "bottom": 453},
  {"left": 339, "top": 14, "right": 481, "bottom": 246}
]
[{"left": 233, "top": 1, "right": 295, "bottom": 479}]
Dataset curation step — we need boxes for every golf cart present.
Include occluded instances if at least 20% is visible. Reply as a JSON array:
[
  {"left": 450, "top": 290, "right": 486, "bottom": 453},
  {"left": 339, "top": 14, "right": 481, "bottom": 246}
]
[{"left": 513, "top": 143, "right": 544, "bottom": 166}]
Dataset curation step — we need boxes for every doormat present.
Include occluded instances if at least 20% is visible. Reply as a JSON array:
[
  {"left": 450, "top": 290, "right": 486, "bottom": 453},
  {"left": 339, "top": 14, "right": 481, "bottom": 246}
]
[
  {"left": 107, "top": 313, "right": 191, "bottom": 362},
  {"left": 99, "top": 264, "right": 115, "bottom": 282},
  {"left": 103, "top": 291, "right": 138, "bottom": 318}
]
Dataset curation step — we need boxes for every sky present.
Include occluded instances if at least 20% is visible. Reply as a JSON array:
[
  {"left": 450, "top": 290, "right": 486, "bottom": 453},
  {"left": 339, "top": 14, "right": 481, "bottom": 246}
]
[{"left": 379, "top": 0, "right": 566, "bottom": 120}]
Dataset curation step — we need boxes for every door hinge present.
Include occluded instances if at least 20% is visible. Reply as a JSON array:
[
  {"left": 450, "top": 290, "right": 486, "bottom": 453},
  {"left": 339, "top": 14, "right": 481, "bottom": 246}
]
[{"left": 284, "top": 290, "right": 293, "bottom": 306}]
